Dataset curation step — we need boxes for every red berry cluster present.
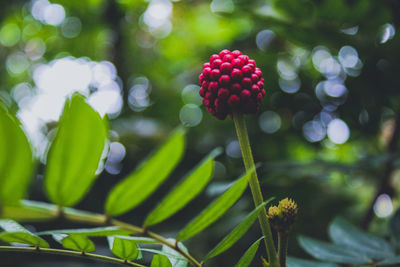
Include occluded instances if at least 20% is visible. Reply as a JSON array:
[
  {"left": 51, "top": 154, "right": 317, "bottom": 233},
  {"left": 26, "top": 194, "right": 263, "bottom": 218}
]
[{"left": 198, "top": 49, "right": 265, "bottom": 120}]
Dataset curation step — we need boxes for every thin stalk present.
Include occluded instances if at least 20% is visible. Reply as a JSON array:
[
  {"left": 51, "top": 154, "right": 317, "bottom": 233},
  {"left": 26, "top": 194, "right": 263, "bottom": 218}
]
[
  {"left": 60, "top": 209, "right": 203, "bottom": 267},
  {"left": 278, "top": 232, "right": 288, "bottom": 267},
  {"left": 233, "top": 111, "right": 279, "bottom": 267},
  {"left": 0, "top": 245, "right": 145, "bottom": 267}
]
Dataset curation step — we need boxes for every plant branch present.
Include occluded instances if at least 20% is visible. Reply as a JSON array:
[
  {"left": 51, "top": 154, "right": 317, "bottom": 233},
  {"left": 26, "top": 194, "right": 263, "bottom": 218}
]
[
  {"left": 277, "top": 232, "right": 288, "bottom": 267},
  {"left": 232, "top": 112, "right": 279, "bottom": 267},
  {"left": 0, "top": 245, "right": 145, "bottom": 267},
  {"left": 60, "top": 209, "right": 202, "bottom": 267},
  {"left": 362, "top": 110, "right": 400, "bottom": 229}
]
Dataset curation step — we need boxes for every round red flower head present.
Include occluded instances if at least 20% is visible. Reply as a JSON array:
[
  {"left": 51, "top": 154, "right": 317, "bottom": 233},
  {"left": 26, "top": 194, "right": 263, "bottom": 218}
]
[{"left": 199, "top": 49, "right": 265, "bottom": 120}]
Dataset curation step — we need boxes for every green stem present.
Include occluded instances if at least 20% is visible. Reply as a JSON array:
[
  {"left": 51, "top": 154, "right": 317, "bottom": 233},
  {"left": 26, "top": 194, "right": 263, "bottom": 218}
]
[
  {"left": 0, "top": 245, "right": 145, "bottom": 267},
  {"left": 233, "top": 112, "right": 279, "bottom": 267},
  {"left": 60, "top": 209, "right": 202, "bottom": 267},
  {"left": 278, "top": 232, "right": 288, "bottom": 267}
]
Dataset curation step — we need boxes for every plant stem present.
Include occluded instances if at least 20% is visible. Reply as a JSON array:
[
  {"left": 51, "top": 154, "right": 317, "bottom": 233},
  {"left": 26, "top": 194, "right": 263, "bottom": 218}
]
[
  {"left": 60, "top": 209, "right": 203, "bottom": 267},
  {"left": 278, "top": 232, "right": 288, "bottom": 267},
  {"left": 232, "top": 112, "right": 279, "bottom": 267},
  {"left": 0, "top": 245, "right": 145, "bottom": 267}
]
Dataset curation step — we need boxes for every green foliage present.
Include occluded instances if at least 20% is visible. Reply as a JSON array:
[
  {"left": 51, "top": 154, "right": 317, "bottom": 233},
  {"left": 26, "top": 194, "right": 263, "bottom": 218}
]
[
  {"left": 0, "top": 106, "right": 34, "bottom": 205},
  {"left": 235, "top": 237, "right": 263, "bottom": 267},
  {"left": 177, "top": 171, "right": 250, "bottom": 241},
  {"left": 151, "top": 254, "right": 172, "bottom": 267},
  {"left": 297, "top": 216, "right": 400, "bottom": 266},
  {"left": 105, "top": 128, "right": 186, "bottom": 216},
  {"left": 204, "top": 200, "right": 272, "bottom": 261},
  {"left": 0, "top": 219, "right": 49, "bottom": 248},
  {"left": 145, "top": 148, "right": 221, "bottom": 226},
  {"left": 161, "top": 240, "right": 188, "bottom": 267},
  {"left": 107, "top": 236, "right": 141, "bottom": 260},
  {"left": 52, "top": 234, "right": 96, "bottom": 253},
  {"left": 44, "top": 93, "right": 108, "bottom": 207},
  {"left": 286, "top": 257, "right": 340, "bottom": 267}
]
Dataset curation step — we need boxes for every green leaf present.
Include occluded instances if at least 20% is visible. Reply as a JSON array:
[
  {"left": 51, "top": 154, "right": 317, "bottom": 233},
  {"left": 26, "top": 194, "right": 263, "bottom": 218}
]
[
  {"left": 44, "top": 93, "right": 108, "bottom": 207},
  {"left": 329, "top": 216, "right": 394, "bottom": 260},
  {"left": 377, "top": 255, "right": 400, "bottom": 266},
  {"left": 177, "top": 170, "right": 250, "bottom": 241},
  {"left": 0, "top": 219, "right": 49, "bottom": 247},
  {"left": 107, "top": 236, "right": 140, "bottom": 260},
  {"left": 235, "top": 237, "right": 263, "bottom": 267},
  {"left": 0, "top": 106, "right": 34, "bottom": 205},
  {"left": 161, "top": 239, "right": 188, "bottom": 267},
  {"left": 145, "top": 148, "right": 222, "bottom": 226},
  {"left": 205, "top": 199, "right": 273, "bottom": 260},
  {"left": 141, "top": 248, "right": 186, "bottom": 262},
  {"left": 105, "top": 128, "right": 186, "bottom": 216},
  {"left": 38, "top": 226, "right": 132, "bottom": 236},
  {"left": 53, "top": 234, "right": 95, "bottom": 252},
  {"left": 110, "top": 235, "right": 157, "bottom": 244},
  {"left": 287, "top": 257, "right": 340, "bottom": 267},
  {"left": 151, "top": 254, "right": 172, "bottom": 267},
  {"left": 298, "top": 236, "right": 370, "bottom": 265},
  {"left": 389, "top": 208, "right": 400, "bottom": 248}
]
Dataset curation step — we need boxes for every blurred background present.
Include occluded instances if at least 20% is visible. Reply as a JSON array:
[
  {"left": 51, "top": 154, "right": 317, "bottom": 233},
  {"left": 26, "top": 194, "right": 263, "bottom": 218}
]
[{"left": 1, "top": 0, "right": 400, "bottom": 266}]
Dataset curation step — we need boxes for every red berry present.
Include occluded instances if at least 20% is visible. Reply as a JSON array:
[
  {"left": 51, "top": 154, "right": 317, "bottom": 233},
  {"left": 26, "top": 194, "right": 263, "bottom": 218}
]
[
  {"left": 210, "top": 54, "right": 220, "bottom": 62},
  {"left": 211, "top": 59, "right": 222, "bottom": 69},
  {"left": 251, "top": 74, "right": 259, "bottom": 83},
  {"left": 199, "top": 49, "right": 265, "bottom": 119},
  {"left": 199, "top": 87, "right": 206, "bottom": 97},
  {"left": 241, "top": 90, "right": 251, "bottom": 98},
  {"left": 210, "top": 69, "right": 221, "bottom": 80},
  {"left": 219, "top": 49, "right": 230, "bottom": 58},
  {"left": 231, "top": 83, "right": 242, "bottom": 93},
  {"left": 218, "top": 88, "right": 230, "bottom": 99},
  {"left": 203, "top": 63, "right": 211, "bottom": 69},
  {"left": 232, "top": 58, "right": 244, "bottom": 69},
  {"left": 248, "top": 59, "right": 256, "bottom": 67},
  {"left": 203, "top": 67, "right": 212, "bottom": 78},
  {"left": 228, "top": 94, "right": 240, "bottom": 107},
  {"left": 242, "top": 65, "right": 252, "bottom": 76},
  {"left": 238, "top": 55, "right": 249, "bottom": 64},
  {"left": 199, "top": 73, "right": 204, "bottom": 83},
  {"left": 231, "top": 50, "right": 242, "bottom": 57},
  {"left": 208, "top": 81, "right": 219, "bottom": 93},
  {"left": 223, "top": 54, "right": 234, "bottom": 62},
  {"left": 231, "top": 69, "right": 243, "bottom": 80},
  {"left": 241, "top": 77, "right": 252, "bottom": 88},
  {"left": 251, "top": 84, "right": 260, "bottom": 93},
  {"left": 221, "top": 62, "right": 233, "bottom": 73},
  {"left": 219, "top": 75, "right": 230, "bottom": 86}
]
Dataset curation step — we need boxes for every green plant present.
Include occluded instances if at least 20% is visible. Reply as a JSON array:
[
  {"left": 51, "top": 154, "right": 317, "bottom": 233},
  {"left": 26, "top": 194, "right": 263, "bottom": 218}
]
[
  {"left": 289, "top": 212, "right": 400, "bottom": 267},
  {"left": 0, "top": 93, "right": 276, "bottom": 266}
]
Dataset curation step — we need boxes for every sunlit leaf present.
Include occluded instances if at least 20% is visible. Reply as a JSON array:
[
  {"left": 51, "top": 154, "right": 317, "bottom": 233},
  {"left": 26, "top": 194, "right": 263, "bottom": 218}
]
[
  {"left": 38, "top": 226, "right": 132, "bottom": 236},
  {"left": 162, "top": 239, "right": 188, "bottom": 267},
  {"left": 235, "top": 237, "right": 263, "bottom": 267},
  {"left": 298, "top": 236, "right": 370, "bottom": 265},
  {"left": 177, "top": 170, "right": 250, "bottom": 241},
  {"left": 44, "top": 93, "right": 108, "bottom": 207},
  {"left": 0, "top": 106, "right": 34, "bottom": 205},
  {"left": 287, "top": 257, "right": 340, "bottom": 267},
  {"left": 0, "top": 219, "right": 48, "bottom": 247},
  {"left": 151, "top": 254, "right": 172, "bottom": 267},
  {"left": 145, "top": 148, "right": 221, "bottom": 226},
  {"left": 53, "top": 234, "right": 95, "bottom": 252},
  {"left": 205, "top": 200, "right": 272, "bottom": 260},
  {"left": 105, "top": 128, "right": 185, "bottom": 216},
  {"left": 107, "top": 236, "right": 141, "bottom": 260},
  {"left": 329, "top": 217, "right": 394, "bottom": 259}
]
